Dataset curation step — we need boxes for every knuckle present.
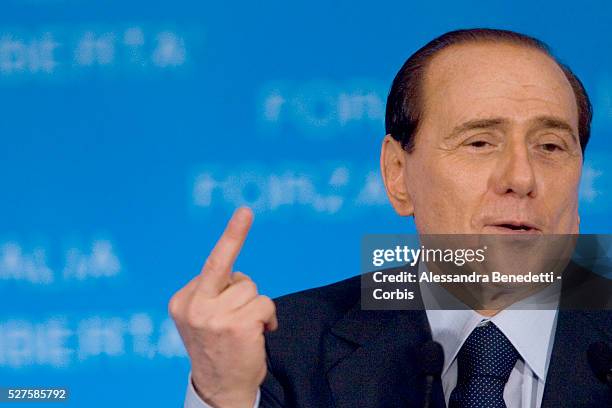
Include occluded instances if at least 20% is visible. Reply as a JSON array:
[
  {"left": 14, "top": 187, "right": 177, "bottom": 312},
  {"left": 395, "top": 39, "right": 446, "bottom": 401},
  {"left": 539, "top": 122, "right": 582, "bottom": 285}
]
[
  {"left": 185, "top": 304, "right": 209, "bottom": 328},
  {"left": 208, "top": 317, "right": 246, "bottom": 338},
  {"left": 205, "top": 315, "right": 228, "bottom": 333},
  {"left": 232, "top": 271, "right": 249, "bottom": 281},
  {"left": 225, "top": 322, "right": 244, "bottom": 337},
  {"left": 203, "top": 256, "right": 221, "bottom": 272},
  {"left": 242, "top": 280, "right": 258, "bottom": 296},
  {"left": 168, "top": 276, "right": 201, "bottom": 319},
  {"left": 168, "top": 293, "right": 182, "bottom": 318},
  {"left": 224, "top": 223, "right": 242, "bottom": 240},
  {"left": 257, "top": 365, "right": 268, "bottom": 383},
  {"left": 259, "top": 295, "right": 275, "bottom": 311}
]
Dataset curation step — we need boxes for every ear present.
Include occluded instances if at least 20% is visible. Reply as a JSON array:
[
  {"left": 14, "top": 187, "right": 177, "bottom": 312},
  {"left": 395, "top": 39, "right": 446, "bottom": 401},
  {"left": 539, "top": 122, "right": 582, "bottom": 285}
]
[{"left": 380, "top": 134, "right": 414, "bottom": 216}]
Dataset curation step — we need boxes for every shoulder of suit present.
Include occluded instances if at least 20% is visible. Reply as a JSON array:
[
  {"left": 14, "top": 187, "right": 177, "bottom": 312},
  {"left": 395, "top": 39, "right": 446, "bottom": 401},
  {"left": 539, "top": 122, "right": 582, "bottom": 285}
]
[
  {"left": 262, "top": 274, "right": 362, "bottom": 368},
  {"left": 272, "top": 273, "right": 362, "bottom": 320}
]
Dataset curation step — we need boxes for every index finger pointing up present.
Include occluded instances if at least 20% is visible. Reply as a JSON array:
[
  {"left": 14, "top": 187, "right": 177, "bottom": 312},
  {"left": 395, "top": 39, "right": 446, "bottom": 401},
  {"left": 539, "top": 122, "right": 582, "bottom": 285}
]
[{"left": 198, "top": 207, "right": 254, "bottom": 297}]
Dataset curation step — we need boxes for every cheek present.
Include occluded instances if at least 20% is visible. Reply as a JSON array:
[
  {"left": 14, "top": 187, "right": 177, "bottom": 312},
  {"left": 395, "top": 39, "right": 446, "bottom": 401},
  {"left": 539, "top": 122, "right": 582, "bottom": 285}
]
[
  {"left": 409, "top": 156, "right": 489, "bottom": 232},
  {"left": 539, "top": 166, "right": 581, "bottom": 227}
]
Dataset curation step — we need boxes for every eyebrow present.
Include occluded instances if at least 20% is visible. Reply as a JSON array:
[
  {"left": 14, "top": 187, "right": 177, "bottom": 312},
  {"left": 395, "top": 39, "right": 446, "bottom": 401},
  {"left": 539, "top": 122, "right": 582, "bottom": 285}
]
[
  {"left": 531, "top": 115, "right": 578, "bottom": 143},
  {"left": 447, "top": 117, "right": 508, "bottom": 139},
  {"left": 447, "top": 115, "right": 578, "bottom": 143}
]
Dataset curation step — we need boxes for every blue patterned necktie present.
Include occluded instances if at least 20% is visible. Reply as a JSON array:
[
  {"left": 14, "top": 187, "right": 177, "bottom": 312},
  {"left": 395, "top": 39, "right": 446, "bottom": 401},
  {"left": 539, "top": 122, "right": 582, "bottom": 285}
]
[{"left": 448, "top": 321, "right": 520, "bottom": 408}]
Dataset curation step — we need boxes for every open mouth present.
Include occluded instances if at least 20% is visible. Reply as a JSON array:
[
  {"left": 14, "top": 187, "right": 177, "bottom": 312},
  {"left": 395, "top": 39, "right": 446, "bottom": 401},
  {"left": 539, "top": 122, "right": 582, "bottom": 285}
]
[
  {"left": 497, "top": 223, "right": 534, "bottom": 231},
  {"left": 487, "top": 222, "right": 541, "bottom": 233}
]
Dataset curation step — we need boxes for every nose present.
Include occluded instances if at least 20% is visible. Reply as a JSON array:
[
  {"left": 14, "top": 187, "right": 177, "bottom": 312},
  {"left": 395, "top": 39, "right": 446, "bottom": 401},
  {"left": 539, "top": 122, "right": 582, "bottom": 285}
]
[{"left": 490, "top": 140, "right": 537, "bottom": 198}]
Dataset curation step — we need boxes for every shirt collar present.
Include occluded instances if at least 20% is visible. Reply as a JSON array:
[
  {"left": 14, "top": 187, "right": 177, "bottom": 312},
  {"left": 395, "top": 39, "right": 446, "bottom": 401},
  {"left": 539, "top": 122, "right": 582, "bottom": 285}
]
[{"left": 418, "top": 261, "right": 559, "bottom": 381}]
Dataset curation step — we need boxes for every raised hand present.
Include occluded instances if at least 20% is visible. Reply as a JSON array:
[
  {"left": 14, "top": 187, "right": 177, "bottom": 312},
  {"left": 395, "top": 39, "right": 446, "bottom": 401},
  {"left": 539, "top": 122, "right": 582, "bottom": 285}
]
[{"left": 169, "top": 207, "right": 277, "bottom": 408}]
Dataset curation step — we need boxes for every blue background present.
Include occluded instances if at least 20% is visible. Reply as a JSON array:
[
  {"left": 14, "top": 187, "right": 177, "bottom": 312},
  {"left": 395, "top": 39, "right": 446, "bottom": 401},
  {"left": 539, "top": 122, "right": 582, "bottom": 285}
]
[{"left": 1, "top": 1, "right": 611, "bottom": 406}]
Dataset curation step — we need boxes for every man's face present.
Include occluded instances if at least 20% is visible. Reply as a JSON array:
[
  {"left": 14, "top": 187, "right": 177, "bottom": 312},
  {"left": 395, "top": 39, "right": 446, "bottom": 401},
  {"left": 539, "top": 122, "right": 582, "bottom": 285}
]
[{"left": 383, "top": 42, "right": 583, "bottom": 234}]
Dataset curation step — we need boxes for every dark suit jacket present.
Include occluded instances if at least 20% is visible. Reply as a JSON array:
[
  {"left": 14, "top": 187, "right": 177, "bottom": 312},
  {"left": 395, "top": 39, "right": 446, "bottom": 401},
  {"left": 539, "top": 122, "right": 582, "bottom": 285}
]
[{"left": 259, "top": 263, "right": 611, "bottom": 407}]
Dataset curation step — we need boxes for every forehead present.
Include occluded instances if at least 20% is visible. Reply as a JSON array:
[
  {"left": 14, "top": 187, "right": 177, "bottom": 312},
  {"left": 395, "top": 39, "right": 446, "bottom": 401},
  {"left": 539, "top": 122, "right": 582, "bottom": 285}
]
[{"left": 421, "top": 42, "right": 578, "bottom": 130}]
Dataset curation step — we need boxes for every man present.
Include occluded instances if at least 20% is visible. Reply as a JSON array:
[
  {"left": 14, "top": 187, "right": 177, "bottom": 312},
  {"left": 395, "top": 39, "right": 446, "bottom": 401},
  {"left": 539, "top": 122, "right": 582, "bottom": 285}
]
[{"left": 170, "top": 29, "right": 611, "bottom": 407}]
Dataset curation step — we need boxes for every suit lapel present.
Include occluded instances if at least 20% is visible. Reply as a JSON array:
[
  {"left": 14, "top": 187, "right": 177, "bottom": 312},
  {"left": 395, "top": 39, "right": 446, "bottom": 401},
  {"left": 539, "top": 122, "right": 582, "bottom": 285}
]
[
  {"left": 321, "top": 262, "right": 611, "bottom": 407},
  {"left": 541, "top": 264, "right": 612, "bottom": 407},
  {"left": 541, "top": 309, "right": 611, "bottom": 406},
  {"left": 324, "top": 302, "right": 446, "bottom": 407}
]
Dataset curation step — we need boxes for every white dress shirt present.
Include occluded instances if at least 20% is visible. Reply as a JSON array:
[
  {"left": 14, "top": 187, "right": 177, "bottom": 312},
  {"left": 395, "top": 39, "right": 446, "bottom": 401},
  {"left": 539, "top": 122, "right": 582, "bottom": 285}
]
[
  {"left": 185, "top": 262, "right": 560, "bottom": 408},
  {"left": 420, "top": 264, "right": 560, "bottom": 407},
  {"left": 185, "top": 375, "right": 260, "bottom": 408}
]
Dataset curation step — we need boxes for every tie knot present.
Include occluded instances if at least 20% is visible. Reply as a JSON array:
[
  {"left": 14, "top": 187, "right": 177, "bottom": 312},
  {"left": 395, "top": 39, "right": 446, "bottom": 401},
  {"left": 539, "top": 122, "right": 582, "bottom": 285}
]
[{"left": 457, "top": 321, "right": 520, "bottom": 382}]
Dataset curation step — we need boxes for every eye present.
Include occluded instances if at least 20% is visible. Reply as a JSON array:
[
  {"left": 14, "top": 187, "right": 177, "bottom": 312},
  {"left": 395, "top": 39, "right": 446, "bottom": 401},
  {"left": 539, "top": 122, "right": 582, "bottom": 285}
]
[
  {"left": 470, "top": 140, "right": 489, "bottom": 148},
  {"left": 540, "top": 143, "right": 564, "bottom": 153},
  {"left": 461, "top": 134, "right": 497, "bottom": 151},
  {"left": 465, "top": 139, "right": 494, "bottom": 150}
]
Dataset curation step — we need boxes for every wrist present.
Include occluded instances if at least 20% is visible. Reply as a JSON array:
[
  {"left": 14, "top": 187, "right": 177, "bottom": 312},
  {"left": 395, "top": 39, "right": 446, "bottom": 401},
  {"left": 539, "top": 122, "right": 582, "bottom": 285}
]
[{"left": 192, "top": 379, "right": 257, "bottom": 408}]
